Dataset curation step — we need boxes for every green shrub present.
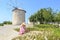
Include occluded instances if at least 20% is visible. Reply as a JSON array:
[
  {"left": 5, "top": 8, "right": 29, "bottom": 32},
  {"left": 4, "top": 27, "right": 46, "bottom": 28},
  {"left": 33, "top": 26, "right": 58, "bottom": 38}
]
[
  {"left": 0, "top": 23, "right": 4, "bottom": 26},
  {"left": 3, "top": 21, "right": 12, "bottom": 25}
]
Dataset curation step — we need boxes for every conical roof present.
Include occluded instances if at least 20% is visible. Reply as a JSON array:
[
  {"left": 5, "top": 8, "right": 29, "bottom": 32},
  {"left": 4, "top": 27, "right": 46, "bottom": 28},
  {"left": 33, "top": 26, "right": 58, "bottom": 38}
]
[{"left": 12, "top": 7, "right": 26, "bottom": 13}]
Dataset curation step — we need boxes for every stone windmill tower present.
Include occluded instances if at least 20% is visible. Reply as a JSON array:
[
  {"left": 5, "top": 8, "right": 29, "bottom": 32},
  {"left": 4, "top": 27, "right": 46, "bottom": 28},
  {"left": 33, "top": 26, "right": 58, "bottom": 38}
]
[
  {"left": 12, "top": 8, "right": 26, "bottom": 25},
  {"left": 9, "top": 0, "right": 26, "bottom": 25}
]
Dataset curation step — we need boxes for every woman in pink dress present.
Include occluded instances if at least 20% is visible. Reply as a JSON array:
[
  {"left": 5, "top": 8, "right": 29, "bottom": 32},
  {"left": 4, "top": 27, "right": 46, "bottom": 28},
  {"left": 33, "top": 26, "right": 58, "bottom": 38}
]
[{"left": 19, "top": 23, "right": 26, "bottom": 35}]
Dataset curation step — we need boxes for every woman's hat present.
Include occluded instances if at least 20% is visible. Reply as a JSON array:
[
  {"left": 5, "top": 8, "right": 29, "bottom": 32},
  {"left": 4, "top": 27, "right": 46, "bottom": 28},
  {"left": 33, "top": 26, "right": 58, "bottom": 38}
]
[{"left": 21, "top": 23, "right": 26, "bottom": 26}]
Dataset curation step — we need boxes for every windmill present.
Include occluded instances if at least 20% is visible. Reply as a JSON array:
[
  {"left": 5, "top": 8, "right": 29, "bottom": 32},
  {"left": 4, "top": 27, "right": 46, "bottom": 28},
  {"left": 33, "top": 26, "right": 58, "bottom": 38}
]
[{"left": 8, "top": 0, "right": 26, "bottom": 25}]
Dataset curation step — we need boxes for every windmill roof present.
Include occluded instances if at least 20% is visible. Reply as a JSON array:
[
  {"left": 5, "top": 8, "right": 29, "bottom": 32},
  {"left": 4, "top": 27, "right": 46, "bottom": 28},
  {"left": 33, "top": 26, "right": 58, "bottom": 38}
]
[{"left": 12, "top": 7, "right": 26, "bottom": 13}]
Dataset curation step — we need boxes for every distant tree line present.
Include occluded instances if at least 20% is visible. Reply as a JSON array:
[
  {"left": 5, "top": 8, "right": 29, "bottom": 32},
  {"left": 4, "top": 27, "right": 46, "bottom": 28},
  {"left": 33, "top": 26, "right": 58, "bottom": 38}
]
[
  {"left": 29, "top": 8, "right": 60, "bottom": 24},
  {"left": 0, "top": 21, "right": 12, "bottom": 26}
]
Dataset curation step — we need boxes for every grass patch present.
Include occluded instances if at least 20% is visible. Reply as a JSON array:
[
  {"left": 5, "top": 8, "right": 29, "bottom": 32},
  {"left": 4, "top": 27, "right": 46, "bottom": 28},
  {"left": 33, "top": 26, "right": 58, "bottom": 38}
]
[
  {"left": 34, "top": 24, "right": 59, "bottom": 28},
  {"left": 13, "top": 24, "right": 60, "bottom": 40}
]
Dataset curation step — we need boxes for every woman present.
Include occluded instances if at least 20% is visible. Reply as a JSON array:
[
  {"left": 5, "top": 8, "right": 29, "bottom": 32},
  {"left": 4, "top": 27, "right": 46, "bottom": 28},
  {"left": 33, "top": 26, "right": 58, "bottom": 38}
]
[{"left": 19, "top": 23, "right": 26, "bottom": 35}]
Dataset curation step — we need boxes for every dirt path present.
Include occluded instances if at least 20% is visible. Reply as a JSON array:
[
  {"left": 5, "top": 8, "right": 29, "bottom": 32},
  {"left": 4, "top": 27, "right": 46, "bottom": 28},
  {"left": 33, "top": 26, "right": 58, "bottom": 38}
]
[{"left": 0, "top": 25, "right": 19, "bottom": 40}]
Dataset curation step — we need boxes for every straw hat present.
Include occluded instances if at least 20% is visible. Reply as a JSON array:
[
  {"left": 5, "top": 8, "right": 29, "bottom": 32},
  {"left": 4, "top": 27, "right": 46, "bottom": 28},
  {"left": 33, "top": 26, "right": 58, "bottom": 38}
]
[{"left": 21, "top": 23, "right": 26, "bottom": 26}]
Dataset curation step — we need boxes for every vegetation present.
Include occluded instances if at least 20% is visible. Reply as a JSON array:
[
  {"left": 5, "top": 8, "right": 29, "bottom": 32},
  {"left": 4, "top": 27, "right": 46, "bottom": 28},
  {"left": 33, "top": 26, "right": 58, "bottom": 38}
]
[
  {"left": 0, "top": 23, "right": 4, "bottom": 26},
  {"left": 13, "top": 24, "right": 60, "bottom": 40},
  {"left": 29, "top": 8, "right": 60, "bottom": 24},
  {"left": 3, "top": 21, "right": 12, "bottom": 24},
  {"left": 13, "top": 7, "right": 60, "bottom": 40},
  {"left": 0, "top": 21, "right": 12, "bottom": 26}
]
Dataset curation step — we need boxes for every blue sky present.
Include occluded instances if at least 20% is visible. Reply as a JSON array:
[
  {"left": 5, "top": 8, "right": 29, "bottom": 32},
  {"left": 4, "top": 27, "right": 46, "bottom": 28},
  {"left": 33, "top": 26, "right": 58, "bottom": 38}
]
[{"left": 0, "top": 0, "right": 60, "bottom": 23}]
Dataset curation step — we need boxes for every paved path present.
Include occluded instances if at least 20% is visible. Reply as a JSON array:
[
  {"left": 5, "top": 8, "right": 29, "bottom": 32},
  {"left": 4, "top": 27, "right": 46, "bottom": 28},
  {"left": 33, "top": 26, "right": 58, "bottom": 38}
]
[{"left": 0, "top": 25, "right": 20, "bottom": 40}]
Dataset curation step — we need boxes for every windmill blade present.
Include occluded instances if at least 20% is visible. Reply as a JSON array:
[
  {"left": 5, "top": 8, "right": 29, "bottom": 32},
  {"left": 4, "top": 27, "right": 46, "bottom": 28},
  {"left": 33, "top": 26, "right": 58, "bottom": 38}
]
[
  {"left": 10, "top": 0, "right": 15, "bottom": 6},
  {"left": 6, "top": 0, "right": 19, "bottom": 12},
  {"left": 8, "top": 3, "right": 16, "bottom": 8},
  {"left": 15, "top": 0, "right": 17, "bottom": 7},
  {"left": 16, "top": 1, "right": 24, "bottom": 8},
  {"left": 10, "top": 0, "right": 18, "bottom": 8},
  {"left": 7, "top": 0, "right": 24, "bottom": 11},
  {"left": 8, "top": 0, "right": 17, "bottom": 8}
]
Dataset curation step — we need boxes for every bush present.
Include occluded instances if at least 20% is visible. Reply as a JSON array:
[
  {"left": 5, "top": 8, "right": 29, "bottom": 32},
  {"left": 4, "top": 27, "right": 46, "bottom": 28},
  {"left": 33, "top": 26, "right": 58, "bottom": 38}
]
[
  {"left": 0, "top": 23, "right": 4, "bottom": 26},
  {"left": 3, "top": 21, "right": 12, "bottom": 25}
]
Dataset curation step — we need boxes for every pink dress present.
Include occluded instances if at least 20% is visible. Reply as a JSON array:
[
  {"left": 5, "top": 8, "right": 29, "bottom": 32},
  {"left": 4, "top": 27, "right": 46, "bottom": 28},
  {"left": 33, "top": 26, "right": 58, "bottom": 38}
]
[{"left": 19, "top": 26, "right": 25, "bottom": 35}]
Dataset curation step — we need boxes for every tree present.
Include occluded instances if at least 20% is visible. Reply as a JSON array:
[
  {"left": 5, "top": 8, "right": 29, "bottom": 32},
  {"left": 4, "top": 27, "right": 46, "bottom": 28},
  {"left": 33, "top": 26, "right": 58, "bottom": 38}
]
[
  {"left": 55, "top": 12, "right": 60, "bottom": 24},
  {"left": 43, "top": 8, "right": 53, "bottom": 22},
  {"left": 36, "top": 8, "right": 53, "bottom": 24},
  {"left": 29, "top": 8, "right": 60, "bottom": 24},
  {"left": 37, "top": 9, "right": 44, "bottom": 24},
  {"left": 29, "top": 14, "right": 37, "bottom": 24}
]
